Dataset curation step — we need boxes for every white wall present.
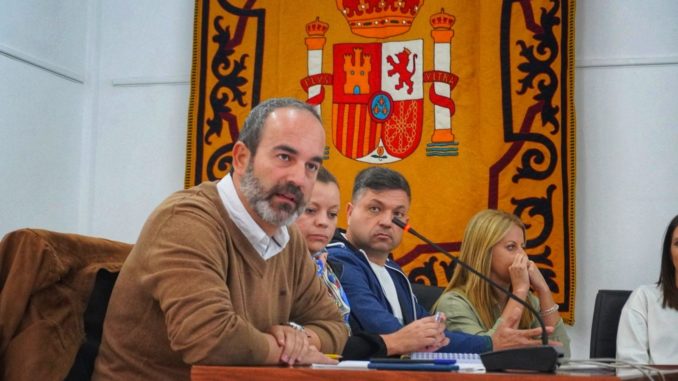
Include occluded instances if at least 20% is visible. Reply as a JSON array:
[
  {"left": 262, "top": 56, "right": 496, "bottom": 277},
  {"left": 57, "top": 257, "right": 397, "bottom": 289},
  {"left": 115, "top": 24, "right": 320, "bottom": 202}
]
[
  {"left": 1, "top": 0, "right": 677, "bottom": 359},
  {"left": 571, "top": 0, "right": 678, "bottom": 359},
  {"left": 0, "top": 0, "right": 89, "bottom": 234},
  {"left": 86, "top": 0, "right": 193, "bottom": 241}
]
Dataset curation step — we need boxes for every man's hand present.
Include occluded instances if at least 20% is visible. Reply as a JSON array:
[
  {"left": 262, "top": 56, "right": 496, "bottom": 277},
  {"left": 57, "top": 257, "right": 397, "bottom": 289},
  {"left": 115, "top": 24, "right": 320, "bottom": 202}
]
[
  {"left": 268, "top": 325, "right": 310, "bottom": 365},
  {"left": 268, "top": 324, "right": 338, "bottom": 365},
  {"left": 298, "top": 345, "right": 339, "bottom": 365},
  {"left": 382, "top": 315, "right": 449, "bottom": 355},
  {"left": 490, "top": 308, "right": 559, "bottom": 351}
]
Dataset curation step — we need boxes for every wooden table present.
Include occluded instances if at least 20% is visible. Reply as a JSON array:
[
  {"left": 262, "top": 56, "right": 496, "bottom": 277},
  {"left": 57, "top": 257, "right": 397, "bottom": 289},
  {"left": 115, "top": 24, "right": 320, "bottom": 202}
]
[{"left": 191, "top": 365, "right": 678, "bottom": 381}]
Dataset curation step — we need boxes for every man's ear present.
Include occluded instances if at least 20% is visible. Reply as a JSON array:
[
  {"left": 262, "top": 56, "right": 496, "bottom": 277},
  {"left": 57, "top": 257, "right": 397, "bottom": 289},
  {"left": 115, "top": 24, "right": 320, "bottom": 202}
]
[
  {"left": 346, "top": 202, "right": 354, "bottom": 220},
  {"left": 232, "top": 141, "right": 251, "bottom": 176}
]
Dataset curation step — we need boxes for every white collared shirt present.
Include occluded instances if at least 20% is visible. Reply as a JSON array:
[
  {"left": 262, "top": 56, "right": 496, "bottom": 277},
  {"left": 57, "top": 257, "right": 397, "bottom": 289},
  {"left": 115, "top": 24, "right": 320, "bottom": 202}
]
[{"left": 216, "top": 174, "right": 289, "bottom": 261}]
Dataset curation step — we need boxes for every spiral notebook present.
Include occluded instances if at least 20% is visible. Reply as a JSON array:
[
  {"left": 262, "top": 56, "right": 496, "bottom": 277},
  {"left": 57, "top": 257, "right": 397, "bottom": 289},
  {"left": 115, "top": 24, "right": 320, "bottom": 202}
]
[{"left": 409, "top": 352, "right": 485, "bottom": 372}]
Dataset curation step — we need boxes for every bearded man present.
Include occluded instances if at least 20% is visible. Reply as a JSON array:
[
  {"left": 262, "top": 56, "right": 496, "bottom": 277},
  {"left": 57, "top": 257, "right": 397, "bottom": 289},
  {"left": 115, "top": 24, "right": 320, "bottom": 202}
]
[{"left": 93, "top": 98, "right": 348, "bottom": 381}]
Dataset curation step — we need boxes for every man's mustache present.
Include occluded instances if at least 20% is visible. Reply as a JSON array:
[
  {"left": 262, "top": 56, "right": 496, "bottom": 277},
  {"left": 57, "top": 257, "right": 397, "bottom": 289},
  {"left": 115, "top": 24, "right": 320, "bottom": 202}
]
[{"left": 267, "top": 182, "right": 304, "bottom": 205}]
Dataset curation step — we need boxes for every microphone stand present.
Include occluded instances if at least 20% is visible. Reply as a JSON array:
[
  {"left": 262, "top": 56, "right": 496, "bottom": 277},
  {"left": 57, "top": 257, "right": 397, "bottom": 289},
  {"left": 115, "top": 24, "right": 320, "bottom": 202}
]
[{"left": 392, "top": 218, "right": 561, "bottom": 373}]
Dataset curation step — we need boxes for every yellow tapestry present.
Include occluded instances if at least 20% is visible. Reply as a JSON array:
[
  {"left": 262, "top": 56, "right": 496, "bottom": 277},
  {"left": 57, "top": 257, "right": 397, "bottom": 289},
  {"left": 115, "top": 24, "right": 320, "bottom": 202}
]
[{"left": 186, "top": 0, "right": 577, "bottom": 324}]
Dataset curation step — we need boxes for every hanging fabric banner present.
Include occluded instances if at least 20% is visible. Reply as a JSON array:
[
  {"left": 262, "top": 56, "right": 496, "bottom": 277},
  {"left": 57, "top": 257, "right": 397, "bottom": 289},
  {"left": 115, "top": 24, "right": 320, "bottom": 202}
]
[{"left": 186, "top": 0, "right": 577, "bottom": 323}]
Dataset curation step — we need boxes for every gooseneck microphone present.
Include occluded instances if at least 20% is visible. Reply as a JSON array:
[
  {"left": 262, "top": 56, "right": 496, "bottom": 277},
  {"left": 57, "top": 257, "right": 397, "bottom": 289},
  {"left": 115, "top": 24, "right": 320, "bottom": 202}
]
[{"left": 392, "top": 217, "right": 561, "bottom": 373}]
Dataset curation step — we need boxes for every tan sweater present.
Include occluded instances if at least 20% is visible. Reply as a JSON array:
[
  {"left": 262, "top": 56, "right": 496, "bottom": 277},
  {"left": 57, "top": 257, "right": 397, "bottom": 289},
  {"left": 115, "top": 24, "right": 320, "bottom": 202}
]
[{"left": 93, "top": 181, "right": 347, "bottom": 381}]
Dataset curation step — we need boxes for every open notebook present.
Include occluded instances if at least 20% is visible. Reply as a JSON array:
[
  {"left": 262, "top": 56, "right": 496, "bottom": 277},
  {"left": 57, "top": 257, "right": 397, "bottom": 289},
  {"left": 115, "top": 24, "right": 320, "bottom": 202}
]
[{"left": 409, "top": 352, "right": 485, "bottom": 372}]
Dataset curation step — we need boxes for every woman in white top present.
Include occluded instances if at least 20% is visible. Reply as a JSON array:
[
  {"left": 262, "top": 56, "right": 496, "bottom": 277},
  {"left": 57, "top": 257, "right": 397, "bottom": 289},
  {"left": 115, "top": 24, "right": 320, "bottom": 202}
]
[{"left": 617, "top": 214, "right": 678, "bottom": 364}]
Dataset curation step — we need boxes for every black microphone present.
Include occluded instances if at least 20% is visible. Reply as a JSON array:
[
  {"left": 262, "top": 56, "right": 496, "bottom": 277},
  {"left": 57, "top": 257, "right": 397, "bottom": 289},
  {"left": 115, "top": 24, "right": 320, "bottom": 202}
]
[{"left": 392, "top": 217, "right": 561, "bottom": 373}]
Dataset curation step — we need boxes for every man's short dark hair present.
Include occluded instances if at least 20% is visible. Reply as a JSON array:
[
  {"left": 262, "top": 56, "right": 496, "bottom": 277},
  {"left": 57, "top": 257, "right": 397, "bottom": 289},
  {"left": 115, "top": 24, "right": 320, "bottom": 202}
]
[
  {"left": 238, "top": 98, "right": 320, "bottom": 156},
  {"left": 316, "top": 166, "right": 338, "bottom": 186},
  {"left": 351, "top": 167, "right": 411, "bottom": 201}
]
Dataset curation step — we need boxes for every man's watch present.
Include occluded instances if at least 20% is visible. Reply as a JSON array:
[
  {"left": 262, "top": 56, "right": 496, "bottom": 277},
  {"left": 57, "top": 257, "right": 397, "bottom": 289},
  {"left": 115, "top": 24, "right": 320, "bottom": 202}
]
[{"left": 286, "top": 321, "right": 304, "bottom": 332}]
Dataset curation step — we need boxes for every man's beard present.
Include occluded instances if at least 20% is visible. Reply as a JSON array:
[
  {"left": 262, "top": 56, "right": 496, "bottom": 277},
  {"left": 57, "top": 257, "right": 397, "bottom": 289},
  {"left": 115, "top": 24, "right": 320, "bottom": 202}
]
[{"left": 240, "top": 164, "right": 306, "bottom": 227}]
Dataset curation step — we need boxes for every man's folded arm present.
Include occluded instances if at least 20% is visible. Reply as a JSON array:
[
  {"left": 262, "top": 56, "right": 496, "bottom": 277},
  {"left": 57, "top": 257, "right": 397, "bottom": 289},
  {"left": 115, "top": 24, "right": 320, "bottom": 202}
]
[{"left": 141, "top": 213, "right": 279, "bottom": 365}]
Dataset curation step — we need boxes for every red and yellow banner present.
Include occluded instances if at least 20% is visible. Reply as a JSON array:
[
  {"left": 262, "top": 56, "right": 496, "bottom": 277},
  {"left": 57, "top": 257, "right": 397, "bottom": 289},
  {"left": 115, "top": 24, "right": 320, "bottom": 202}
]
[{"left": 186, "top": 0, "right": 577, "bottom": 323}]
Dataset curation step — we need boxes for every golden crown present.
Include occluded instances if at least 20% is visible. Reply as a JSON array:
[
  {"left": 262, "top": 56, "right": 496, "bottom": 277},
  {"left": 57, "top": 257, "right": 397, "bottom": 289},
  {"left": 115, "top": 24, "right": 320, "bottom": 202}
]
[
  {"left": 306, "top": 16, "right": 330, "bottom": 37},
  {"left": 336, "top": 0, "right": 424, "bottom": 39},
  {"left": 430, "top": 8, "right": 455, "bottom": 30}
]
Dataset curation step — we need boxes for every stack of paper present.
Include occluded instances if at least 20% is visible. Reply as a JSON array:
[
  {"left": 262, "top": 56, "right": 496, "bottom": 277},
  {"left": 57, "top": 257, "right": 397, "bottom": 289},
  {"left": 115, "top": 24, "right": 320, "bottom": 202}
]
[
  {"left": 311, "top": 360, "right": 369, "bottom": 370},
  {"left": 409, "top": 352, "right": 485, "bottom": 372}
]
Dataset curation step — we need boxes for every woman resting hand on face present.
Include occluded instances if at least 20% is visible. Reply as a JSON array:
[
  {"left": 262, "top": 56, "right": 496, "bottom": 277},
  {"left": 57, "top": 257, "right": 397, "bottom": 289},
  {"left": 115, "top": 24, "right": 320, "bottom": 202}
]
[{"left": 432, "top": 209, "right": 570, "bottom": 358}]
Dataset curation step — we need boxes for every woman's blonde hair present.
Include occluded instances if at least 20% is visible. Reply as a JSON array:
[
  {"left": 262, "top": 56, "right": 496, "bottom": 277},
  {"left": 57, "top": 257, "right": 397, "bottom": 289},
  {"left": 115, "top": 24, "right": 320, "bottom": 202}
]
[{"left": 436, "top": 209, "right": 534, "bottom": 329}]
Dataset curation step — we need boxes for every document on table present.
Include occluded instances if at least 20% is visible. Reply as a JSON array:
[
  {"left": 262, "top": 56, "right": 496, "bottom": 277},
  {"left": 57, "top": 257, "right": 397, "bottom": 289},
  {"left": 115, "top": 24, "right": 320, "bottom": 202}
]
[
  {"left": 311, "top": 360, "right": 370, "bottom": 370},
  {"left": 409, "top": 352, "right": 486, "bottom": 372}
]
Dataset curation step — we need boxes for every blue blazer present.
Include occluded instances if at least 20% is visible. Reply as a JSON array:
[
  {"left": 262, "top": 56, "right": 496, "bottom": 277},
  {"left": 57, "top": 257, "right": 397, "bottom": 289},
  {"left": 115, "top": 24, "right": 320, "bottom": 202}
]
[{"left": 327, "top": 233, "right": 491, "bottom": 354}]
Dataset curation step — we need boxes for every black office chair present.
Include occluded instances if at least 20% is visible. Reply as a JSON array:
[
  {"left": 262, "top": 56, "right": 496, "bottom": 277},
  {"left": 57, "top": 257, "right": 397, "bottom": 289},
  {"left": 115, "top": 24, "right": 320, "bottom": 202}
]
[
  {"left": 411, "top": 283, "right": 444, "bottom": 312},
  {"left": 589, "top": 289, "right": 632, "bottom": 359}
]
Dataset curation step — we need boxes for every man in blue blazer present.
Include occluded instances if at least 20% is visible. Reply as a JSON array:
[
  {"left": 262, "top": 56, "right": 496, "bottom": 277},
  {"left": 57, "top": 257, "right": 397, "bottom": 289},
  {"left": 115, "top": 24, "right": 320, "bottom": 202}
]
[{"left": 327, "top": 166, "right": 551, "bottom": 354}]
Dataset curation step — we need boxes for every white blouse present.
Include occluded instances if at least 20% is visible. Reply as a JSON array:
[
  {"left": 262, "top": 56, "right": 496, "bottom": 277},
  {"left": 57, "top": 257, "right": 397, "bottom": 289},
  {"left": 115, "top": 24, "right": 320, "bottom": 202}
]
[{"left": 616, "top": 284, "right": 678, "bottom": 364}]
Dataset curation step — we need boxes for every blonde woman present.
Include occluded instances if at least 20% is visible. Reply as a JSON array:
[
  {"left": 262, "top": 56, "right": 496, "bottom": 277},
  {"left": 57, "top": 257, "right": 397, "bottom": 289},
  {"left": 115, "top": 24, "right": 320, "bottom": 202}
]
[{"left": 433, "top": 209, "right": 570, "bottom": 357}]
